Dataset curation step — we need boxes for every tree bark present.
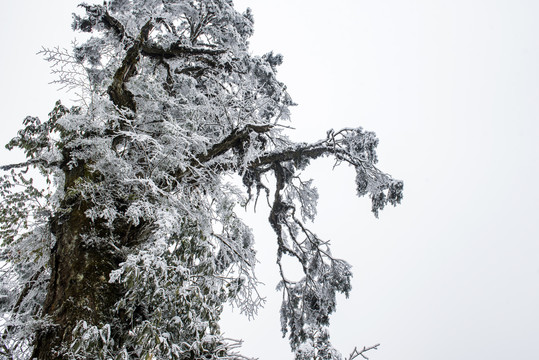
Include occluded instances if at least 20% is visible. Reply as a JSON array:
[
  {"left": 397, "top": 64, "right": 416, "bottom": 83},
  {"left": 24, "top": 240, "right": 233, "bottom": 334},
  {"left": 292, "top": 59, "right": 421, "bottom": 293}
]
[{"left": 31, "top": 164, "right": 124, "bottom": 359}]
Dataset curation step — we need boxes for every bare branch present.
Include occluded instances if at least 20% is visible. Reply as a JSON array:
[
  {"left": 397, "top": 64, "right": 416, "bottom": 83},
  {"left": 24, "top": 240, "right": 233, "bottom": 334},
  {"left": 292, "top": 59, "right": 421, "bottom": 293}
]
[{"left": 346, "top": 344, "right": 380, "bottom": 360}]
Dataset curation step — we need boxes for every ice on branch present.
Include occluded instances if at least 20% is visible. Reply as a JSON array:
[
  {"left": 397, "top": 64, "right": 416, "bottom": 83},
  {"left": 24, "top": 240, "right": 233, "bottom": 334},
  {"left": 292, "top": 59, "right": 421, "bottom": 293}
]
[{"left": 0, "top": 1, "right": 402, "bottom": 359}]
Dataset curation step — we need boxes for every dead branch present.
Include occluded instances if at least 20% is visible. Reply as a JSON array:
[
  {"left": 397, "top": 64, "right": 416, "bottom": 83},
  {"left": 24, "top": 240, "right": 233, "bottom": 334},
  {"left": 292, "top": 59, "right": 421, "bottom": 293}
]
[{"left": 346, "top": 344, "right": 380, "bottom": 360}]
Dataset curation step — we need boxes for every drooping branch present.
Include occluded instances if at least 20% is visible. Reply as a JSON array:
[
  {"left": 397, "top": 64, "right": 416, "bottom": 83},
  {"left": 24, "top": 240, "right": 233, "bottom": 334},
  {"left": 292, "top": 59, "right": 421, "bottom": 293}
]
[
  {"left": 171, "top": 126, "right": 396, "bottom": 194},
  {"left": 268, "top": 161, "right": 297, "bottom": 261},
  {"left": 268, "top": 157, "right": 355, "bottom": 354},
  {"left": 259, "top": 130, "right": 401, "bottom": 356},
  {"left": 170, "top": 126, "right": 402, "bottom": 219}
]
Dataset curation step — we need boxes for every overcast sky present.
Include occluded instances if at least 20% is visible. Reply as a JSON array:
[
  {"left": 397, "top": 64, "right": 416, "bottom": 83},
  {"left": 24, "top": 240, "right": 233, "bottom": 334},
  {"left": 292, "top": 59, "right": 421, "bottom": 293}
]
[{"left": 1, "top": 1, "right": 539, "bottom": 359}]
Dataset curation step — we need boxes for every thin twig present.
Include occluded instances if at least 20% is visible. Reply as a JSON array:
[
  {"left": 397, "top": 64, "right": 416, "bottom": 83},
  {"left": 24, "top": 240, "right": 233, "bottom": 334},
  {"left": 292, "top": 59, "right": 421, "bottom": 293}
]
[{"left": 346, "top": 344, "right": 380, "bottom": 360}]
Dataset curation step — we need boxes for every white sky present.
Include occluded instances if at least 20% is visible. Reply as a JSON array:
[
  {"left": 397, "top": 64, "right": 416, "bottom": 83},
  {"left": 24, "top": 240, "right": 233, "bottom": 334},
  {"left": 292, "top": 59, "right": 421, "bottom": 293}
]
[{"left": 1, "top": 1, "right": 538, "bottom": 359}]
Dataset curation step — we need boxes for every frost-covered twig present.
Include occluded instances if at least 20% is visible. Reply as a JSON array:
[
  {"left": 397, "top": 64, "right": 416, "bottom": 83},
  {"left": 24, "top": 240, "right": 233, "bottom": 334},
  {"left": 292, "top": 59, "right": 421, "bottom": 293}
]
[{"left": 0, "top": 159, "right": 59, "bottom": 171}]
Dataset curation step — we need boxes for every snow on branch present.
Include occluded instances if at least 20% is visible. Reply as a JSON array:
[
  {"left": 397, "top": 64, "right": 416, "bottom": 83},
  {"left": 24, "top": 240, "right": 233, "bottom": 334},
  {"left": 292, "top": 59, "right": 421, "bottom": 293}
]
[
  {"left": 0, "top": 159, "right": 59, "bottom": 172},
  {"left": 1, "top": 1, "right": 403, "bottom": 358},
  {"left": 108, "top": 19, "right": 154, "bottom": 112}
]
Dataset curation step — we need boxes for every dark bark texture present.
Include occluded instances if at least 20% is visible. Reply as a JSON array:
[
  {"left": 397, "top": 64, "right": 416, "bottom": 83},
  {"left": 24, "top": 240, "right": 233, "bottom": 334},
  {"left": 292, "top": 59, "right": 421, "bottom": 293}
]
[{"left": 31, "top": 164, "right": 125, "bottom": 359}]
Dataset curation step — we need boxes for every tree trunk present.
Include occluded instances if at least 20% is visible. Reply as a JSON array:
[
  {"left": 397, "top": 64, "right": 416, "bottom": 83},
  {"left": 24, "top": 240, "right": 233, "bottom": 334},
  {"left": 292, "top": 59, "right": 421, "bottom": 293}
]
[{"left": 32, "top": 165, "right": 124, "bottom": 359}]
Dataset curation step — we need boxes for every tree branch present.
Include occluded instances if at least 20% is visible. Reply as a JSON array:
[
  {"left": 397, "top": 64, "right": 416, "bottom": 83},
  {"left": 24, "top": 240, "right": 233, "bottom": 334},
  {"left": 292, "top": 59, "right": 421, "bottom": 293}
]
[
  {"left": 199, "top": 124, "right": 271, "bottom": 163},
  {"left": 107, "top": 20, "right": 154, "bottom": 112},
  {"left": 0, "top": 159, "right": 59, "bottom": 171},
  {"left": 76, "top": 4, "right": 132, "bottom": 42},
  {"left": 102, "top": 10, "right": 132, "bottom": 42},
  {"left": 250, "top": 143, "right": 331, "bottom": 169},
  {"left": 141, "top": 41, "right": 227, "bottom": 58},
  {"left": 174, "top": 124, "right": 272, "bottom": 179},
  {"left": 346, "top": 344, "right": 380, "bottom": 360},
  {"left": 11, "top": 268, "right": 46, "bottom": 315},
  {"left": 0, "top": 267, "right": 46, "bottom": 358}
]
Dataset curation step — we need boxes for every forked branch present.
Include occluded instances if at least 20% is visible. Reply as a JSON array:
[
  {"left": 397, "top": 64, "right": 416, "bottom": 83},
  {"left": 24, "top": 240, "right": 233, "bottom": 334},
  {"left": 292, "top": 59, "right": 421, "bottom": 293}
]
[{"left": 346, "top": 344, "right": 380, "bottom": 360}]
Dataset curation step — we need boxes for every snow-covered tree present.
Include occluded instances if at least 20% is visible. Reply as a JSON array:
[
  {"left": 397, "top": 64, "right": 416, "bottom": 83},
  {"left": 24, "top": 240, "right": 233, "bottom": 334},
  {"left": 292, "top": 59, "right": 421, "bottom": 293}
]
[{"left": 0, "top": 1, "right": 403, "bottom": 359}]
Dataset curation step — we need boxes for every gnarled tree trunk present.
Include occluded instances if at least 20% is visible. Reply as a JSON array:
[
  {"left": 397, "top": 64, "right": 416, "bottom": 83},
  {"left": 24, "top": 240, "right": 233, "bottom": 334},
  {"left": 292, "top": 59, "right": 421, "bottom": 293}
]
[{"left": 32, "top": 165, "right": 125, "bottom": 359}]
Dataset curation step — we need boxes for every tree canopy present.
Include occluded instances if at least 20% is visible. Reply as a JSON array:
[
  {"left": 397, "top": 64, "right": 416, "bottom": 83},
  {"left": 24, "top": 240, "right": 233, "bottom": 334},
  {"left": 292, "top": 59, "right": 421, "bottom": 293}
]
[{"left": 0, "top": 1, "right": 402, "bottom": 359}]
